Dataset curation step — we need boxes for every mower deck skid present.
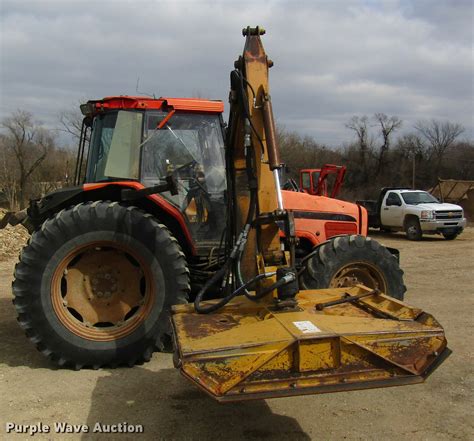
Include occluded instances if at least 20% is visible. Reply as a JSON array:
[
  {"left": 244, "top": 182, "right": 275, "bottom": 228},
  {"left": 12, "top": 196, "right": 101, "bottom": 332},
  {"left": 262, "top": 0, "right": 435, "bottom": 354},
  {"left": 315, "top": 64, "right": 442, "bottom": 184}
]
[{"left": 171, "top": 286, "right": 448, "bottom": 402}]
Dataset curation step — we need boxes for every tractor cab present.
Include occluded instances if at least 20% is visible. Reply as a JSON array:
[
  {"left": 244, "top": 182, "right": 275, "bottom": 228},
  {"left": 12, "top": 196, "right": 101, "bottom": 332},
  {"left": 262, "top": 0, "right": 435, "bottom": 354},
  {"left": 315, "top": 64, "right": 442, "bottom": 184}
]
[
  {"left": 300, "top": 164, "right": 346, "bottom": 198},
  {"left": 78, "top": 96, "right": 227, "bottom": 244}
]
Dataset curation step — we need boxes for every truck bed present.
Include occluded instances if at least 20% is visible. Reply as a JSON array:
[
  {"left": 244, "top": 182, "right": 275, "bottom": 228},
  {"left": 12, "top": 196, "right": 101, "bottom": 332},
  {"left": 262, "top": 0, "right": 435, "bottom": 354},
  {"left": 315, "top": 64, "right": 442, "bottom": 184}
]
[{"left": 356, "top": 199, "right": 380, "bottom": 228}]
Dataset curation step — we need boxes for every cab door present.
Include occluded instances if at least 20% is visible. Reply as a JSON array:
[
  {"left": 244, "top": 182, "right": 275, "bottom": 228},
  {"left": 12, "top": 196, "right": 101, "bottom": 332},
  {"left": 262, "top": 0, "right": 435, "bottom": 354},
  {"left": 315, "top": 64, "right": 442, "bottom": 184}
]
[
  {"left": 300, "top": 171, "right": 311, "bottom": 193},
  {"left": 381, "top": 192, "right": 404, "bottom": 226}
]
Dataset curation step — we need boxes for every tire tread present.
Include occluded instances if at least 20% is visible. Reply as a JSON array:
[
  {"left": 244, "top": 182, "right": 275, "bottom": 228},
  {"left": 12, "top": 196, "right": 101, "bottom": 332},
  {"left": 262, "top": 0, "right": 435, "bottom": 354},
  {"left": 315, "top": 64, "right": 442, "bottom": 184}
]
[{"left": 12, "top": 201, "right": 189, "bottom": 369}]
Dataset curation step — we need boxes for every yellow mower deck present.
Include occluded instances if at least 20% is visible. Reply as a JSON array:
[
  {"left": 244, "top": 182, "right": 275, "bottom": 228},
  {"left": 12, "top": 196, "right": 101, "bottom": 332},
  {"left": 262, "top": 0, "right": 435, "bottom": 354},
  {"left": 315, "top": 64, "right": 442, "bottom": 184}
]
[{"left": 171, "top": 286, "right": 448, "bottom": 402}]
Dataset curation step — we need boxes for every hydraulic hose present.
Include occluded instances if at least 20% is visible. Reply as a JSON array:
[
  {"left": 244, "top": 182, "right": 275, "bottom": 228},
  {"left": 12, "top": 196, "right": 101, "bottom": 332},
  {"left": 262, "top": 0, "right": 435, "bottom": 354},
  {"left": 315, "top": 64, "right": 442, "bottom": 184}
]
[
  {"left": 244, "top": 271, "right": 296, "bottom": 301},
  {"left": 193, "top": 259, "right": 234, "bottom": 314},
  {"left": 194, "top": 190, "right": 257, "bottom": 313},
  {"left": 193, "top": 271, "right": 272, "bottom": 314},
  {"left": 195, "top": 68, "right": 283, "bottom": 314}
]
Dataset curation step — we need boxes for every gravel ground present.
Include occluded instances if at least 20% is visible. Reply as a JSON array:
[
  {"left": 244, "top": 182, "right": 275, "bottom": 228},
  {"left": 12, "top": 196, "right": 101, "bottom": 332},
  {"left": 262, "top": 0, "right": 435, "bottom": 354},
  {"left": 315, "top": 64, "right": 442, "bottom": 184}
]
[{"left": 0, "top": 229, "right": 473, "bottom": 440}]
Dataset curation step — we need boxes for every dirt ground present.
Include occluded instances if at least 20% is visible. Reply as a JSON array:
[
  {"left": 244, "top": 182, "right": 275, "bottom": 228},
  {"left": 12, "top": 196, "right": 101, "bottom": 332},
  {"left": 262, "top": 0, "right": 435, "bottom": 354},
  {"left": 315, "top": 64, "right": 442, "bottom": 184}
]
[{"left": 0, "top": 229, "right": 473, "bottom": 440}]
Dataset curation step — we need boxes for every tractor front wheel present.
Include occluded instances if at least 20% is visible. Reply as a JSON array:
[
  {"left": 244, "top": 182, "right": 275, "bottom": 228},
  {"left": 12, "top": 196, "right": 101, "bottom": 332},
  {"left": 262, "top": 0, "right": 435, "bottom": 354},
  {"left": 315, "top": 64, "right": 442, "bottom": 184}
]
[
  {"left": 13, "top": 202, "right": 189, "bottom": 369},
  {"left": 299, "top": 235, "right": 406, "bottom": 300}
]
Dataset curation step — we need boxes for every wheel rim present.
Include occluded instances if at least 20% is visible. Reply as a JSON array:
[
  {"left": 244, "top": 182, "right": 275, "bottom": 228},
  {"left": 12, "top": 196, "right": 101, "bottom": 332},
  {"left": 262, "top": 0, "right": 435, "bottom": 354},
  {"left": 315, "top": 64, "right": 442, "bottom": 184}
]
[
  {"left": 51, "top": 241, "right": 155, "bottom": 341},
  {"left": 407, "top": 225, "right": 418, "bottom": 236},
  {"left": 329, "top": 261, "right": 388, "bottom": 292}
]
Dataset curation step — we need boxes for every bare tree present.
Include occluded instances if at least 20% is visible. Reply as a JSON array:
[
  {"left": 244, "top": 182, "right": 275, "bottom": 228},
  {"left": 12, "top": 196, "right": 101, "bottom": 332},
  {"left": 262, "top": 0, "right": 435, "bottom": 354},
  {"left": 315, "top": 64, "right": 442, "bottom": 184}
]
[
  {"left": 345, "top": 116, "right": 370, "bottom": 179},
  {"left": 1, "top": 110, "right": 53, "bottom": 208},
  {"left": 59, "top": 104, "right": 87, "bottom": 142},
  {"left": 398, "top": 133, "right": 425, "bottom": 158},
  {"left": 0, "top": 134, "right": 18, "bottom": 208},
  {"left": 397, "top": 133, "right": 425, "bottom": 188},
  {"left": 373, "top": 113, "right": 402, "bottom": 175},
  {"left": 414, "top": 119, "right": 464, "bottom": 177}
]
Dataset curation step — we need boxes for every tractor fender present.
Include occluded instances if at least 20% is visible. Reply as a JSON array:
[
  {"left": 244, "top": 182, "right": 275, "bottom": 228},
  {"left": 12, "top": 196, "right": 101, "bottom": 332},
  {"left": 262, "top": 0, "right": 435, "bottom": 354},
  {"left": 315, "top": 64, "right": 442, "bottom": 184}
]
[{"left": 25, "top": 182, "right": 196, "bottom": 256}]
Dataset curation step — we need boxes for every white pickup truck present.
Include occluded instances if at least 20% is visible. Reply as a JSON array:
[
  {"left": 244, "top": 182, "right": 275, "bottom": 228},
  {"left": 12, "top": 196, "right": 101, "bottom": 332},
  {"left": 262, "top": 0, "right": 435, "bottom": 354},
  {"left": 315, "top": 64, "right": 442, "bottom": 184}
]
[{"left": 358, "top": 187, "right": 467, "bottom": 240}]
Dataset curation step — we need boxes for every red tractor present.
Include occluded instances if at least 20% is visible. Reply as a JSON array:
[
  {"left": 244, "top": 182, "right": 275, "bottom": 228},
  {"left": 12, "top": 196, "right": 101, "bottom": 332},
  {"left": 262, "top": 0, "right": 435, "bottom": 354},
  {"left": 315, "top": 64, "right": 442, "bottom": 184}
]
[
  {"left": 299, "top": 164, "right": 346, "bottom": 198},
  {"left": 4, "top": 95, "right": 405, "bottom": 368}
]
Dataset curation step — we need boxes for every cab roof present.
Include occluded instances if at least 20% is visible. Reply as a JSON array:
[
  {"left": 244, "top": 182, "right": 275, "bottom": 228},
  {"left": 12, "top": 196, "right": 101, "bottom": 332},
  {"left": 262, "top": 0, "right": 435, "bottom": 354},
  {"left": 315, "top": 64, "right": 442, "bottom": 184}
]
[{"left": 83, "top": 95, "right": 224, "bottom": 116}]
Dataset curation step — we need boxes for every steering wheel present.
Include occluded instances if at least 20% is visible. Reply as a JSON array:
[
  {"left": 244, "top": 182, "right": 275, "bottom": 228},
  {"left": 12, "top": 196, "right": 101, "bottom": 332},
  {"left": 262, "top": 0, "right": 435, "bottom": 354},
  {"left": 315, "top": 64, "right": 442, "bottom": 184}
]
[
  {"left": 173, "top": 159, "right": 198, "bottom": 175},
  {"left": 172, "top": 160, "right": 210, "bottom": 200}
]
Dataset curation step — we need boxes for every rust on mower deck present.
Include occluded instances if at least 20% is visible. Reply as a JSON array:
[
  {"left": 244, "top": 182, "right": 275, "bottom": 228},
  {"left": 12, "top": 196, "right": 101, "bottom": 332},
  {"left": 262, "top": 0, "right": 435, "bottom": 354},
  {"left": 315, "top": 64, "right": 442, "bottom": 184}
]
[{"left": 171, "top": 285, "right": 448, "bottom": 402}]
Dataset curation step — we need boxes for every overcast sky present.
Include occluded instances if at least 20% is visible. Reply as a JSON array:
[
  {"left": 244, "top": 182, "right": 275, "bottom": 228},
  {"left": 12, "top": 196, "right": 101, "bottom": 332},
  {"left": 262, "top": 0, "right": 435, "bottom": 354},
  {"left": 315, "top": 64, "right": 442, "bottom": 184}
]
[{"left": 0, "top": 0, "right": 472, "bottom": 147}]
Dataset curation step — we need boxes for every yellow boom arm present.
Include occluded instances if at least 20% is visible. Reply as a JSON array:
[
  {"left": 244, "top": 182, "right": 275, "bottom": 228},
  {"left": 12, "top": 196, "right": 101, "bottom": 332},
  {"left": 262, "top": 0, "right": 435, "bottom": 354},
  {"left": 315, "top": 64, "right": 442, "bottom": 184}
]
[{"left": 171, "top": 27, "right": 449, "bottom": 402}]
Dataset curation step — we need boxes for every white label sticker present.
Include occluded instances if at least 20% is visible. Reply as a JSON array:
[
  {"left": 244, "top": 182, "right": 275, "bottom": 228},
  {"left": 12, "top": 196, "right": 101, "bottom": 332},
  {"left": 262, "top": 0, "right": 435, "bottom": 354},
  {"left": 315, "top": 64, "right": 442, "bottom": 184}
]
[{"left": 293, "top": 320, "right": 321, "bottom": 334}]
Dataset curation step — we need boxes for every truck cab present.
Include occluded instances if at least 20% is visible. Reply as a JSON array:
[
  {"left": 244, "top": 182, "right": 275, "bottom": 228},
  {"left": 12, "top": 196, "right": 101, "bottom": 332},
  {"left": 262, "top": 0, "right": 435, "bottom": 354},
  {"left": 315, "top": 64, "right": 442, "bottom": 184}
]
[{"left": 379, "top": 189, "right": 466, "bottom": 240}]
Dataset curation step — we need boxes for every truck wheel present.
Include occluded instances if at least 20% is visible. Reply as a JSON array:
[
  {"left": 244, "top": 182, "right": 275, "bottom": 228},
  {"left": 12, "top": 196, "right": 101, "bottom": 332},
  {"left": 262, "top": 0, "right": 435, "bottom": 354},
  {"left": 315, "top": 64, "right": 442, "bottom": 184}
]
[
  {"left": 12, "top": 202, "right": 190, "bottom": 369},
  {"left": 405, "top": 218, "right": 422, "bottom": 241},
  {"left": 442, "top": 232, "right": 458, "bottom": 240},
  {"left": 299, "top": 235, "right": 406, "bottom": 300}
]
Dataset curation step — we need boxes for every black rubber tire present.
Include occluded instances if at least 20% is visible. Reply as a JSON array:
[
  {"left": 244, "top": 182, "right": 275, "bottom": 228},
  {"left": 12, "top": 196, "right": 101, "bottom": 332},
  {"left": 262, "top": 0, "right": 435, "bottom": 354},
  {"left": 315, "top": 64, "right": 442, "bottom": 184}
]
[
  {"left": 12, "top": 202, "right": 190, "bottom": 369},
  {"left": 299, "top": 235, "right": 406, "bottom": 300},
  {"left": 405, "top": 218, "right": 422, "bottom": 241},
  {"left": 442, "top": 233, "right": 458, "bottom": 240}
]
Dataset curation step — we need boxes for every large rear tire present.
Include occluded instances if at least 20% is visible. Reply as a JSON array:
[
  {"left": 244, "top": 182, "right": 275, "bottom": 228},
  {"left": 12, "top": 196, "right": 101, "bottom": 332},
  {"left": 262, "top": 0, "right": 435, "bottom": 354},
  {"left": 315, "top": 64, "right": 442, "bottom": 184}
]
[
  {"left": 13, "top": 202, "right": 190, "bottom": 369},
  {"left": 299, "top": 235, "right": 406, "bottom": 300}
]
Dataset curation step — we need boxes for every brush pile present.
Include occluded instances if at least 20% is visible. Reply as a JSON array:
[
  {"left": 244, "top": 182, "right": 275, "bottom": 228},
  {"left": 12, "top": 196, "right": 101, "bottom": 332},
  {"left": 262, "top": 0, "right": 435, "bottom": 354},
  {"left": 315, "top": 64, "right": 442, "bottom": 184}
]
[{"left": 0, "top": 209, "right": 29, "bottom": 261}]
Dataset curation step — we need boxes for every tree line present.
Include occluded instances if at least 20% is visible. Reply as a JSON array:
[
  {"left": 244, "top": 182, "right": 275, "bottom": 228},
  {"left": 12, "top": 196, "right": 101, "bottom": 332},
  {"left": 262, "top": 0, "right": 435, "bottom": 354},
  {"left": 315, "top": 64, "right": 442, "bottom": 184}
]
[
  {"left": 0, "top": 108, "right": 472, "bottom": 210},
  {"left": 279, "top": 114, "right": 472, "bottom": 200},
  {"left": 0, "top": 111, "right": 76, "bottom": 209}
]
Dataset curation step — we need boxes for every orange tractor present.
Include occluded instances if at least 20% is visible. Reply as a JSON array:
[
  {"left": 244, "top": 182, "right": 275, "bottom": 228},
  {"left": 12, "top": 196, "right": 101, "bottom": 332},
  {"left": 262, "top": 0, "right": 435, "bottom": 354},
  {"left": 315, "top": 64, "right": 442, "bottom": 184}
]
[{"left": 3, "top": 28, "right": 427, "bottom": 379}]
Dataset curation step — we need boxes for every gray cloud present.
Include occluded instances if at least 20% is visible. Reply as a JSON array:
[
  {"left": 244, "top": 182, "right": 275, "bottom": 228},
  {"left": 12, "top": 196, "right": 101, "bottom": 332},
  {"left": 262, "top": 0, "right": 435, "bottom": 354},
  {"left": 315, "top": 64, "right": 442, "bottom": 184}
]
[{"left": 0, "top": 0, "right": 472, "bottom": 146}]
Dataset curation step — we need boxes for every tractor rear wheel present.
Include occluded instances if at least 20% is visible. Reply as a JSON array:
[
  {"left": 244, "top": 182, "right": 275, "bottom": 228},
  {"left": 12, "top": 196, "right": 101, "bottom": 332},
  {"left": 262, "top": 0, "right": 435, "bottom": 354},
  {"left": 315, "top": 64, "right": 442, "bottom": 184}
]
[
  {"left": 13, "top": 202, "right": 189, "bottom": 369},
  {"left": 299, "top": 235, "right": 406, "bottom": 300}
]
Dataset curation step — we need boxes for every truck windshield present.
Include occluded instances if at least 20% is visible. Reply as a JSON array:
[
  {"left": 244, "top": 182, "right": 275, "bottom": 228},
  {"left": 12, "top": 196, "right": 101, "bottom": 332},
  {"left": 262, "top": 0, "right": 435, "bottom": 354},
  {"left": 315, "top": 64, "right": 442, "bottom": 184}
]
[{"left": 401, "top": 191, "right": 439, "bottom": 205}]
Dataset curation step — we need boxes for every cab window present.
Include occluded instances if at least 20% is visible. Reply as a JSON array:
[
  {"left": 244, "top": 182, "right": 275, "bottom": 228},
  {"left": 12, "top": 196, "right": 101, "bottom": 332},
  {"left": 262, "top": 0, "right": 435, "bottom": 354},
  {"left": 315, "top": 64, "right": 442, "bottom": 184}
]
[
  {"left": 386, "top": 192, "right": 402, "bottom": 206},
  {"left": 301, "top": 172, "right": 310, "bottom": 190},
  {"left": 141, "top": 112, "right": 226, "bottom": 242}
]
